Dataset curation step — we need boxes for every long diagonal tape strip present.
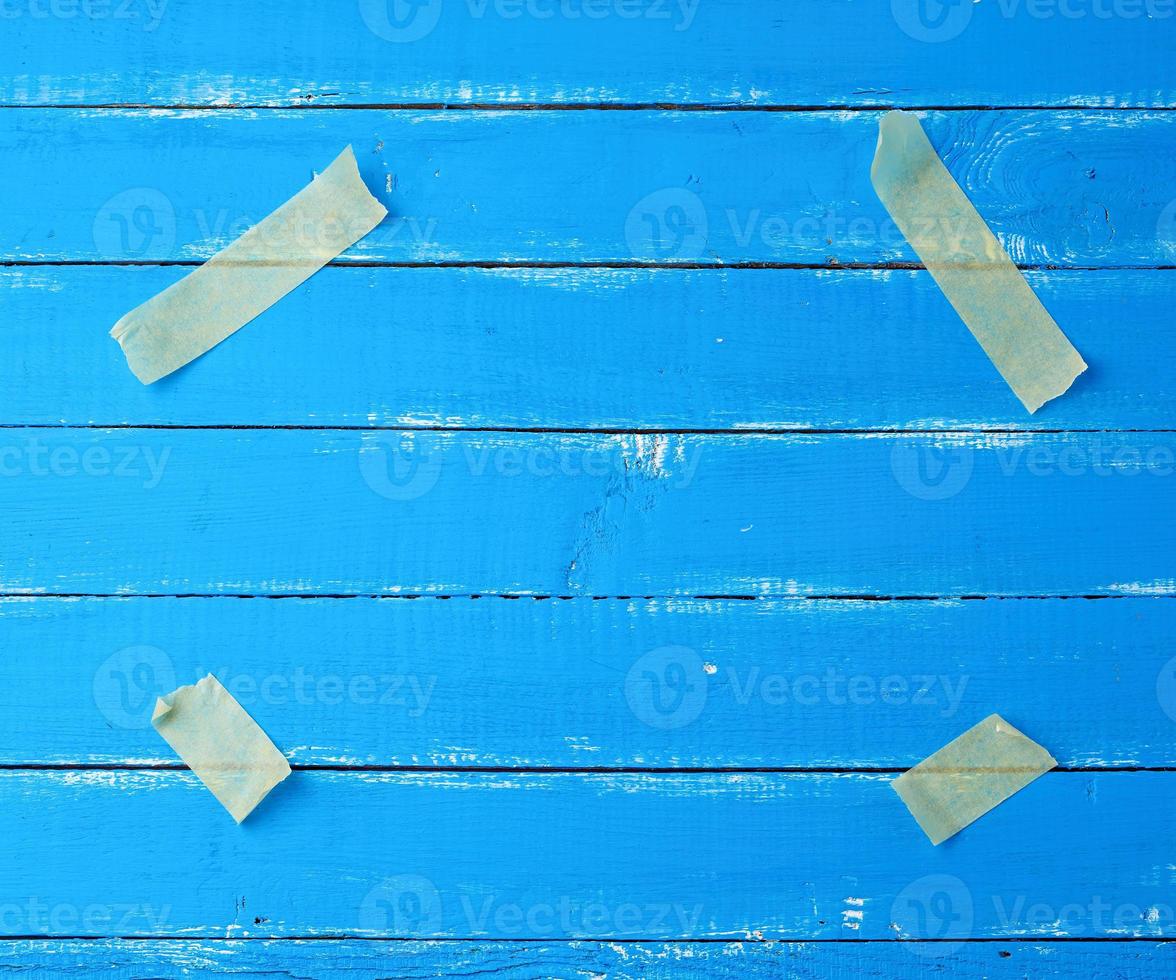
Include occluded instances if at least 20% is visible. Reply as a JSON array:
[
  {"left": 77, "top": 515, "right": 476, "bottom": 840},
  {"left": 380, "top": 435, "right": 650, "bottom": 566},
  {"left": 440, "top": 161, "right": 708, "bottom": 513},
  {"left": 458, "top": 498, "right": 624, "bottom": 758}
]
[
  {"left": 153, "top": 674, "right": 291, "bottom": 823},
  {"left": 892, "top": 713, "right": 1057, "bottom": 845},
  {"left": 871, "top": 111, "right": 1087, "bottom": 413},
  {"left": 111, "top": 146, "right": 387, "bottom": 384}
]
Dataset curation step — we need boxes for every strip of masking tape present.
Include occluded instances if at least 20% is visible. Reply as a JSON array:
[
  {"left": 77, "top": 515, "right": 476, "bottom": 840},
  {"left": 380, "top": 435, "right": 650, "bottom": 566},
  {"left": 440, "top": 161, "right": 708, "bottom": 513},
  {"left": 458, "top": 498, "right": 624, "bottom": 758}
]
[
  {"left": 870, "top": 111, "right": 1087, "bottom": 414},
  {"left": 152, "top": 674, "right": 291, "bottom": 823},
  {"left": 892, "top": 713, "right": 1056, "bottom": 845},
  {"left": 111, "top": 146, "right": 387, "bottom": 384}
]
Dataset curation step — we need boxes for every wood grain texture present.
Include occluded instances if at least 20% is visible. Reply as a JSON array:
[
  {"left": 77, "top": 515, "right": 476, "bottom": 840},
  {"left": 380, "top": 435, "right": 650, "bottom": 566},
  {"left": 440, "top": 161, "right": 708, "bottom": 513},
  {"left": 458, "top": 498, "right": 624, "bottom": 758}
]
[
  {"left": 0, "top": 429, "right": 1171, "bottom": 597},
  {"left": 1, "top": 0, "right": 1173, "bottom": 108},
  {"left": 4, "top": 595, "right": 1174, "bottom": 768},
  {"left": 0, "top": 770, "right": 1171, "bottom": 939},
  {"left": 4, "top": 109, "right": 1174, "bottom": 266},
  {"left": 3, "top": 266, "right": 1174, "bottom": 429},
  {"left": 0, "top": 938, "right": 1172, "bottom": 978},
  {"left": 5, "top": 0, "right": 1174, "bottom": 973}
]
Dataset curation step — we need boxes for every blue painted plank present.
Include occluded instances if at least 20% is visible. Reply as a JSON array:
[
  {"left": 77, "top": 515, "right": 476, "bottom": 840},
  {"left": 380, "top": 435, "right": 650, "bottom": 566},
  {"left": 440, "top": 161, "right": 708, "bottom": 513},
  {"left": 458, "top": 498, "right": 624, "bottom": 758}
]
[
  {"left": 5, "top": 109, "right": 1174, "bottom": 266},
  {"left": 0, "top": 938, "right": 1172, "bottom": 978},
  {"left": 1, "top": 1, "right": 1173, "bottom": 107},
  {"left": 2, "top": 266, "right": 1174, "bottom": 429},
  {"left": 4, "top": 595, "right": 1175, "bottom": 768},
  {"left": 0, "top": 429, "right": 1171, "bottom": 596},
  {"left": 0, "top": 770, "right": 1171, "bottom": 938}
]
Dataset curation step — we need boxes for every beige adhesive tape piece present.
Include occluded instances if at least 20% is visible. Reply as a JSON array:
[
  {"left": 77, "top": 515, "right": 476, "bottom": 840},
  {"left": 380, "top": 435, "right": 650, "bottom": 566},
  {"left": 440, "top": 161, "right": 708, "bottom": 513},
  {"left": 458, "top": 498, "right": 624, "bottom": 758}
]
[
  {"left": 892, "top": 713, "right": 1057, "bottom": 845},
  {"left": 111, "top": 146, "right": 387, "bottom": 384},
  {"left": 152, "top": 674, "right": 291, "bottom": 823},
  {"left": 871, "top": 111, "right": 1087, "bottom": 413}
]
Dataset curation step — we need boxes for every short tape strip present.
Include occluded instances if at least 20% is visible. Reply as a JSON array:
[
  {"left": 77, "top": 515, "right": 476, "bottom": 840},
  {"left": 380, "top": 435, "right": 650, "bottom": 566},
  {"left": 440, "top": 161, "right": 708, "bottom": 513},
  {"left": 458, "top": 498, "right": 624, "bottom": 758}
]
[
  {"left": 892, "top": 713, "right": 1057, "bottom": 845},
  {"left": 153, "top": 674, "right": 291, "bottom": 823},
  {"left": 871, "top": 111, "right": 1087, "bottom": 413},
  {"left": 111, "top": 146, "right": 387, "bottom": 384}
]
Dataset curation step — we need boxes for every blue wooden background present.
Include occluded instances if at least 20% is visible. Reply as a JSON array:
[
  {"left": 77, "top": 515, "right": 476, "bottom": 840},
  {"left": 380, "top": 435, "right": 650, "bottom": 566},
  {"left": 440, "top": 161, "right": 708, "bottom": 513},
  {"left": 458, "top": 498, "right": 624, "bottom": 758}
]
[{"left": 1, "top": 1, "right": 1174, "bottom": 976}]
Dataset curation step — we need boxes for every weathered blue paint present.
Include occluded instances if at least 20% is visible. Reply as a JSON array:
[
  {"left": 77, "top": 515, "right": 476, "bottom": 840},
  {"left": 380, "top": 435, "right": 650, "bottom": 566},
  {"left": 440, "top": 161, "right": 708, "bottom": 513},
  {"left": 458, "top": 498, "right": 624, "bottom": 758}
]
[
  {"left": 2, "top": 110, "right": 1173, "bottom": 266},
  {"left": 2, "top": 595, "right": 1174, "bottom": 768},
  {"left": 2, "top": 2, "right": 1174, "bottom": 973},
  {"left": 1, "top": 1, "right": 1172, "bottom": 108},
  {"left": 2, "top": 267, "right": 1174, "bottom": 429},
  {"left": 0, "top": 769, "right": 1172, "bottom": 939},
  {"left": 0, "top": 939, "right": 1172, "bottom": 978},
  {"left": 0, "top": 429, "right": 1171, "bottom": 596}
]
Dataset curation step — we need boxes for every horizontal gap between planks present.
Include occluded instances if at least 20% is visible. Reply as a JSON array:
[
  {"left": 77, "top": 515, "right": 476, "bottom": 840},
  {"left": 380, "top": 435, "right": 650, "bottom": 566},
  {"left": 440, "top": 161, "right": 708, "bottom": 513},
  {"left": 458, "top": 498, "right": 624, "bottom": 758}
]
[
  {"left": 1, "top": 594, "right": 1173, "bottom": 602},
  {"left": 5, "top": 103, "right": 1176, "bottom": 113},
  {"left": 0, "top": 426, "right": 1174, "bottom": 435},
  {"left": 0, "top": 935, "right": 1172, "bottom": 944},
  {"left": 4, "top": 97, "right": 1168, "bottom": 948},
  {"left": 2, "top": 423, "right": 1176, "bottom": 435},
  {"left": 5, "top": 260, "right": 1176, "bottom": 272},
  {"left": 0, "top": 764, "right": 1170, "bottom": 774}
]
